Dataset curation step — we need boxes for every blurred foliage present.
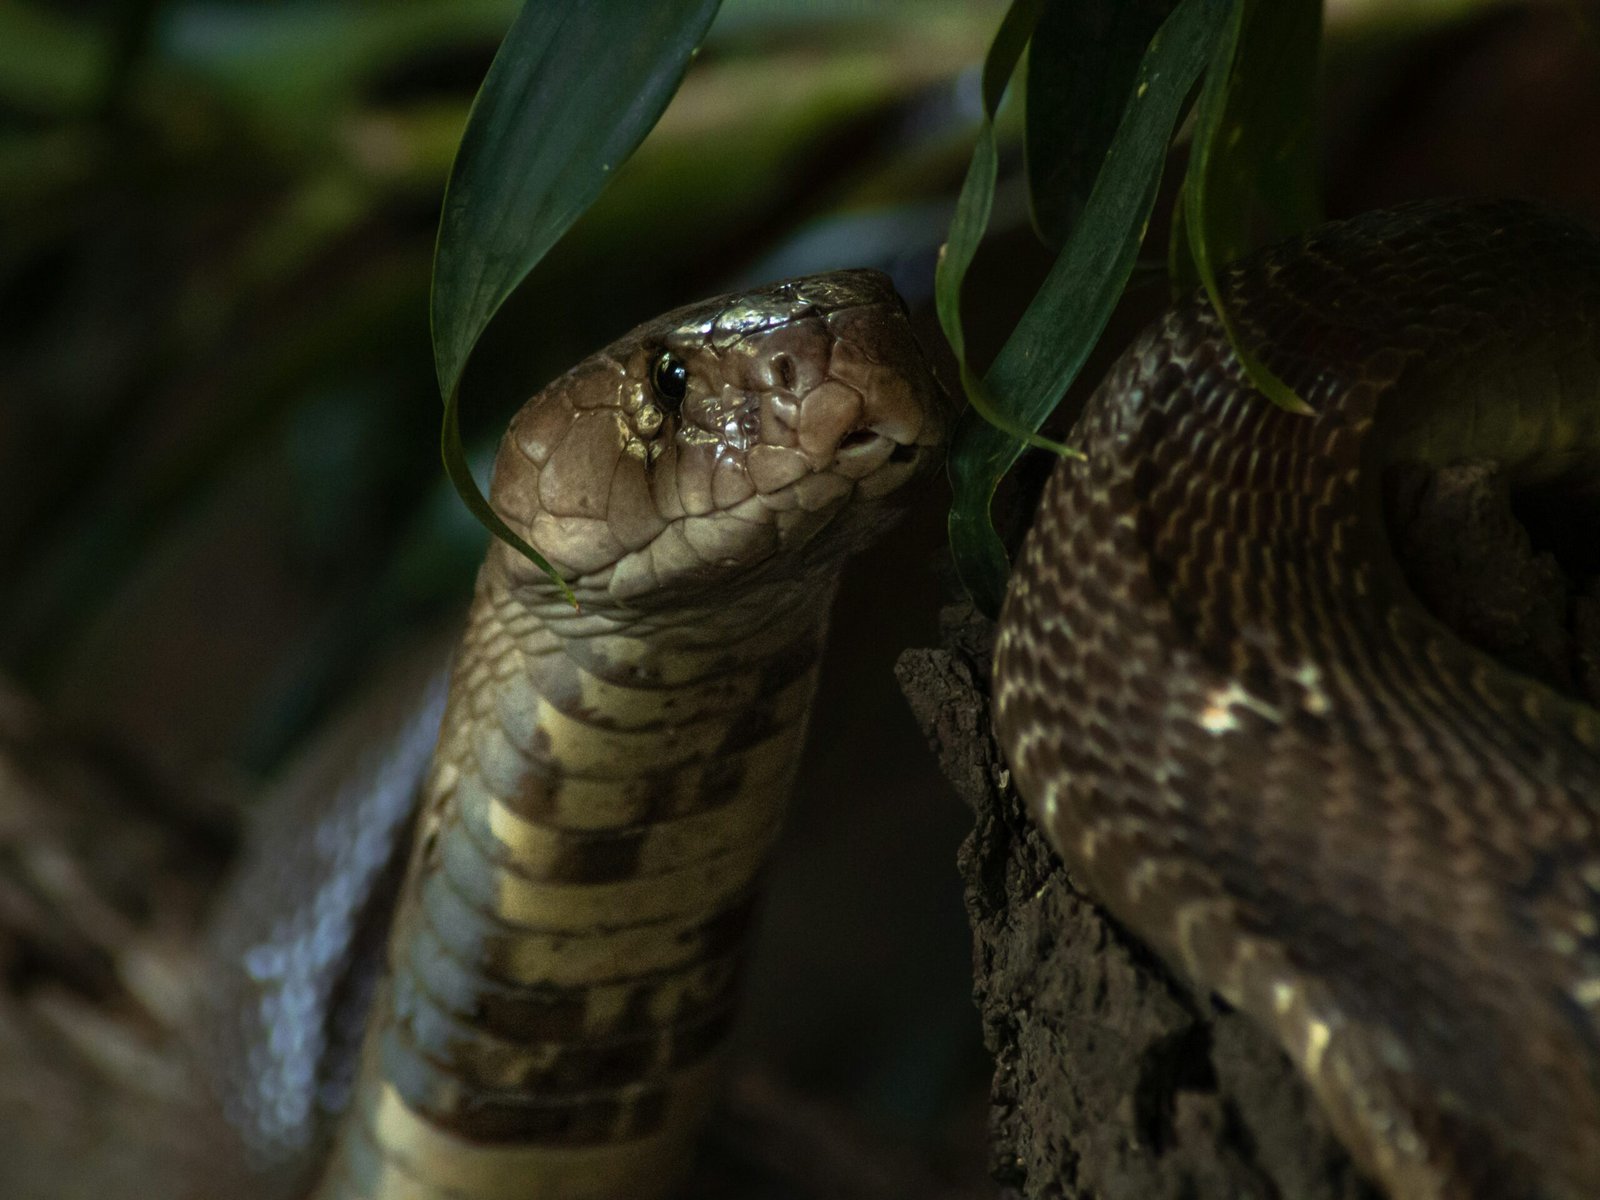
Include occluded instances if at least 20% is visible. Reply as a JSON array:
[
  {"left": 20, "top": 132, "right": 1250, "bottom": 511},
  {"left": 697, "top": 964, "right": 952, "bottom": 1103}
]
[
  {"left": 0, "top": 0, "right": 1534, "bottom": 762},
  {"left": 0, "top": 0, "right": 1006, "bottom": 769}
]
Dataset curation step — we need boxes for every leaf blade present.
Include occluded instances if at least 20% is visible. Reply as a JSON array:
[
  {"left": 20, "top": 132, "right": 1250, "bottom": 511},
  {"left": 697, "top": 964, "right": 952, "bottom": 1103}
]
[
  {"left": 933, "top": 0, "right": 1043, "bottom": 373},
  {"left": 430, "top": 0, "right": 722, "bottom": 596},
  {"left": 948, "top": 0, "right": 1231, "bottom": 614},
  {"left": 1023, "top": 0, "right": 1175, "bottom": 249},
  {"left": 431, "top": 0, "right": 722, "bottom": 400},
  {"left": 1180, "top": 0, "right": 1322, "bottom": 414}
]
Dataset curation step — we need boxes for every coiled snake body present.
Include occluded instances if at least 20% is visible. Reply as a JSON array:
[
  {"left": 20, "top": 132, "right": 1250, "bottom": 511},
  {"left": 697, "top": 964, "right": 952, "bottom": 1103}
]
[{"left": 993, "top": 200, "right": 1600, "bottom": 1200}]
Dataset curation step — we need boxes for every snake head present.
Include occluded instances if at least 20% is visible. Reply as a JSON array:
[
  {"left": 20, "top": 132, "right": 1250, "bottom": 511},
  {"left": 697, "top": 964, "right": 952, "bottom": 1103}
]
[{"left": 488, "top": 269, "right": 946, "bottom": 613}]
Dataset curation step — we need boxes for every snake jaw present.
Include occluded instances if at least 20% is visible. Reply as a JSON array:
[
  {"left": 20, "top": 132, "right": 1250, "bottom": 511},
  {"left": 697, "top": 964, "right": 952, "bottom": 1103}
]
[{"left": 487, "top": 269, "right": 945, "bottom": 615}]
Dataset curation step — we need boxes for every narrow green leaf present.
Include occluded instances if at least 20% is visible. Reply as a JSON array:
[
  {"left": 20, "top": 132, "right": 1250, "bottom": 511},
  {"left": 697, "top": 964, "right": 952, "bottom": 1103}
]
[
  {"left": 948, "top": 0, "right": 1230, "bottom": 615},
  {"left": 441, "top": 383, "right": 573, "bottom": 605},
  {"left": 433, "top": 0, "right": 721, "bottom": 398},
  {"left": 1024, "top": 0, "right": 1175, "bottom": 249},
  {"left": 1180, "top": 0, "right": 1322, "bottom": 415},
  {"left": 935, "top": 0, "right": 1070, "bottom": 458},
  {"left": 431, "top": 0, "right": 722, "bottom": 597}
]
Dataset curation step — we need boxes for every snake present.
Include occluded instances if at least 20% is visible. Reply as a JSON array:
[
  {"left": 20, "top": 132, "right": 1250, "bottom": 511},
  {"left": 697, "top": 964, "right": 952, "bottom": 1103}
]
[
  {"left": 992, "top": 199, "right": 1600, "bottom": 1200},
  {"left": 90, "top": 198, "right": 1590, "bottom": 1200},
  {"left": 191, "top": 269, "right": 947, "bottom": 1199}
]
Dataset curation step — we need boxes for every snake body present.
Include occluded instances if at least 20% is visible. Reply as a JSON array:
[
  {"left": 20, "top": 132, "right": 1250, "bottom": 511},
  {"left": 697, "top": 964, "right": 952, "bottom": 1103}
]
[
  {"left": 200, "top": 271, "right": 944, "bottom": 1199},
  {"left": 993, "top": 200, "right": 1600, "bottom": 1200}
]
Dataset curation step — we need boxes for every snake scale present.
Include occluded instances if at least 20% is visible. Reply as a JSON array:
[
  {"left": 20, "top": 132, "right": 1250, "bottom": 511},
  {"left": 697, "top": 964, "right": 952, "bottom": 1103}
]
[
  {"left": 197, "top": 270, "right": 946, "bottom": 1200},
  {"left": 161, "top": 199, "right": 1595, "bottom": 1200},
  {"left": 993, "top": 199, "right": 1600, "bottom": 1200}
]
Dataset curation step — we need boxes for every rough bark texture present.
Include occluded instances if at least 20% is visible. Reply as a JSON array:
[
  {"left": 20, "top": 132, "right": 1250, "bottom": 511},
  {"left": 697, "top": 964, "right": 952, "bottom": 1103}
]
[
  {"left": 897, "top": 613, "right": 1378, "bottom": 1200},
  {"left": 896, "top": 459, "right": 1599, "bottom": 1200}
]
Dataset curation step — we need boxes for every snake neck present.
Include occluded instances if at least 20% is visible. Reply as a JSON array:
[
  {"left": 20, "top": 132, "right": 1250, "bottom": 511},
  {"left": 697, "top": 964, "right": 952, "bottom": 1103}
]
[{"left": 312, "top": 563, "right": 837, "bottom": 1200}]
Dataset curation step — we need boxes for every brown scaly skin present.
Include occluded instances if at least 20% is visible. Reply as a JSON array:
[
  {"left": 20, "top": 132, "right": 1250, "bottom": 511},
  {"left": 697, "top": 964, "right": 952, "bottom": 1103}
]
[
  {"left": 285, "top": 271, "right": 948, "bottom": 1199},
  {"left": 994, "top": 200, "right": 1600, "bottom": 1200}
]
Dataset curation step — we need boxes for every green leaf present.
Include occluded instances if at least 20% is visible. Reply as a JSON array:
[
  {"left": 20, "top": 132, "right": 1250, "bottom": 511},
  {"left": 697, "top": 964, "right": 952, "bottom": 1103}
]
[
  {"left": 933, "top": 0, "right": 1042, "bottom": 374},
  {"left": 1024, "top": 0, "right": 1175, "bottom": 249},
  {"left": 933, "top": 0, "right": 1070, "bottom": 460},
  {"left": 1179, "top": 0, "right": 1321, "bottom": 414},
  {"left": 947, "top": 0, "right": 1231, "bottom": 615},
  {"left": 430, "top": 0, "right": 722, "bottom": 598}
]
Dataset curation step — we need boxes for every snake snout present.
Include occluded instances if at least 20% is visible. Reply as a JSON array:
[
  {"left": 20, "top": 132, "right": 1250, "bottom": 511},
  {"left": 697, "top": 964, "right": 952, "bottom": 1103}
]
[{"left": 801, "top": 324, "right": 939, "bottom": 481}]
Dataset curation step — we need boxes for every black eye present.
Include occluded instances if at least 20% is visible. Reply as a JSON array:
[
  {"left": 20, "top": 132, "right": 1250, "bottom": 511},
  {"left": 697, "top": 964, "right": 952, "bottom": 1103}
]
[{"left": 650, "top": 351, "right": 689, "bottom": 408}]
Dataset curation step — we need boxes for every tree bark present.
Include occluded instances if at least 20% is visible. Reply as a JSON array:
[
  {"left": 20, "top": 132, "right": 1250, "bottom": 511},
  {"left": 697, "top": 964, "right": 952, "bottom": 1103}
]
[{"left": 897, "top": 607, "right": 1380, "bottom": 1200}]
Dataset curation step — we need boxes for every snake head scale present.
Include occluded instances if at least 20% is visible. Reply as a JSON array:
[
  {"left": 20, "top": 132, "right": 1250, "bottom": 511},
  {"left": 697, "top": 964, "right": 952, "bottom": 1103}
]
[{"left": 486, "top": 269, "right": 947, "bottom": 615}]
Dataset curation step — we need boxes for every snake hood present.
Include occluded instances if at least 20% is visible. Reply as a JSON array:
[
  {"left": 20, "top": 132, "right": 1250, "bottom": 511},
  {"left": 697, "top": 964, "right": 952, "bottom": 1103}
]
[
  {"left": 487, "top": 269, "right": 945, "bottom": 618},
  {"left": 197, "top": 268, "right": 950, "bottom": 1200}
]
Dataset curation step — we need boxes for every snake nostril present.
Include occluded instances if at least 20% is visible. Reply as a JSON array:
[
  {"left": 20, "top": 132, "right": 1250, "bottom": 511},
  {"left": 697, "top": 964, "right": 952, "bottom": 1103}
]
[{"left": 888, "top": 442, "right": 918, "bottom": 464}]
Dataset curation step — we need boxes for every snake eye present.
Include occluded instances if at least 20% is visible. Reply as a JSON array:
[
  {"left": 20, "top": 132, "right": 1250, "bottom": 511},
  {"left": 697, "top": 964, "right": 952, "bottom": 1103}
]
[{"left": 650, "top": 351, "right": 689, "bottom": 409}]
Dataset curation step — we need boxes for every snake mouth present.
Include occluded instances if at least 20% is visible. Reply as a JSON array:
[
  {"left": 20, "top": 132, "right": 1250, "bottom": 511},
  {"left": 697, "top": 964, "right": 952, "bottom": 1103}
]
[
  {"left": 838, "top": 428, "right": 880, "bottom": 452},
  {"left": 835, "top": 427, "right": 921, "bottom": 462},
  {"left": 831, "top": 427, "right": 926, "bottom": 484}
]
